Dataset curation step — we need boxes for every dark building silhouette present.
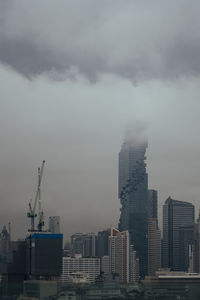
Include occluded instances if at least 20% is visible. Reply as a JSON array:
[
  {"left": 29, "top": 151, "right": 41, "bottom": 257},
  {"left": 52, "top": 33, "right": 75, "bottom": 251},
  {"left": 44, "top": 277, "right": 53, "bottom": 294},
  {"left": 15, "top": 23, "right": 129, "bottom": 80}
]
[
  {"left": 148, "top": 189, "right": 158, "bottom": 220},
  {"left": 26, "top": 232, "right": 63, "bottom": 278},
  {"left": 0, "top": 240, "right": 27, "bottom": 296},
  {"left": 70, "top": 233, "right": 96, "bottom": 257},
  {"left": 179, "top": 226, "right": 194, "bottom": 272},
  {"left": 192, "top": 211, "right": 200, "bottom": 273},
  {"left": 162, "top": 197, "right": 194, "bottom": 271},
  {"left": 118, "top": 137, "right": 148, "bottom": 277},
  {"left": 96, "top": 229, "right": 110, "bottom": 258}
]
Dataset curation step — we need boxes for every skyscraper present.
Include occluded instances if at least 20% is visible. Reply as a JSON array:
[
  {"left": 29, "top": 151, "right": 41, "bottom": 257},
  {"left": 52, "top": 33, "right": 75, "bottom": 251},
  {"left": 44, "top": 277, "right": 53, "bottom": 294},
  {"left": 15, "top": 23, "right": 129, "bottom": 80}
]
[
  {"left": 162, "top": 197, "right": 194, "bottom": 271},
  {"left": 118, "top": 136, "right": 148, "bottom": 277},
  {"left": 147, "top": 189, "right": 161, "bottom": 275},
  {"left": 49, "top": 216, "right": 60, "bottom": 234},
  {"left": 148, "top": 189, "right": 158, "bottom": 220},
  {"left": 109, "top": 227, "right": 139, "bottom": 283},
  {"left": 148, "top": 218, "right": 161, "bottom": 275},
  {"left": 96, "top": 229, "right": 109, "bottom": 257},
  {"left": 109, "top": 227, "right": 130, "bottom": 283}
]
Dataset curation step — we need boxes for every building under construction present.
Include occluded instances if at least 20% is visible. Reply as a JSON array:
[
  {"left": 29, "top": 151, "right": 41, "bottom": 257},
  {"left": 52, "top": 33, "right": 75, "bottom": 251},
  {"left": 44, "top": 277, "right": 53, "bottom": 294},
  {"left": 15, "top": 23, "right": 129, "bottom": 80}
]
[{"left": 26, "top": 232, "right": 63, "bottom": 279}]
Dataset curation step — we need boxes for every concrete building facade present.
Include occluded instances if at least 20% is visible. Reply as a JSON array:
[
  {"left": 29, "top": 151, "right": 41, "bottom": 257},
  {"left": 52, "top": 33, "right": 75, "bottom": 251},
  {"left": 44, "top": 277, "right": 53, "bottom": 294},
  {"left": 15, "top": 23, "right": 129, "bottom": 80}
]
[{"left": 61, "top": 255, "right": 100, "bottom": 283}]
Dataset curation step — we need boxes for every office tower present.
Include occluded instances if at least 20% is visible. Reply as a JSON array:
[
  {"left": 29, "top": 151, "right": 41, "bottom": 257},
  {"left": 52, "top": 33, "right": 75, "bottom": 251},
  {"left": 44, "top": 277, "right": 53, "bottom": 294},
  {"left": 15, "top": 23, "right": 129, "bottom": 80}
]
[
  {"left": 162, "top": 197, "right": 194, "bottom": 271},
  {"left": 148, "top": 189, "right": 158, "bottom": 219},
  {"left": 147, "top": 189, "right": 161, "bottom": 275},
  {"left": 148, "top": 218, "right": 161, "bottom": 275},
  {"left": 61, "top": 255, "right": 100, "bottom": 283},
  {"left": 192, "top": 210, "right": 200, "bottom": 273},
  {"left": 49, "top": 216, "right": 60, "bottom": 234},
  {"left": 70, "top": 232, "right": 96, "bottom": 257},
  {"left": 118, "top": 136, "right": 148, "bottom": 277},
  {"left": 71, "top": 233, "right": 85, "bottom": 255},
  {"left": 96, "top": 229, "right": 110, "bottom": 257},
  {"left": 179, "top": 226, "right": 194, "bottom": 271},
  {"left": 82, "top": 233, "right": 96, "bottom": 257},
  {"left": 26, "top": 232, "right": 63, "bottom": 278}
]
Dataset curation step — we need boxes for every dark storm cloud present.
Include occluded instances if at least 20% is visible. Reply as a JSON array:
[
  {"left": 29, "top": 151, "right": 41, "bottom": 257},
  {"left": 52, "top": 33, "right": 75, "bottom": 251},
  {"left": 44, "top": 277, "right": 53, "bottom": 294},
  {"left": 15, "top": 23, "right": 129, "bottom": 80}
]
[{"left": 0, "top": 0, "right": 200, "bottom": 81}]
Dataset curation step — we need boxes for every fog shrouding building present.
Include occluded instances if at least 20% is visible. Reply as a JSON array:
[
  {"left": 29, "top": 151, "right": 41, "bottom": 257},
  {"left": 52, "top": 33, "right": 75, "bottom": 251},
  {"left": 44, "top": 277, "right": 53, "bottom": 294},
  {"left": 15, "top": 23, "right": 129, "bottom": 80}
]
[
  {"left": 118, "top": 136, "right": 148, "bottom": 277},
  {"left": 162, "top": 197, "right": 194, "bottom": 271}
]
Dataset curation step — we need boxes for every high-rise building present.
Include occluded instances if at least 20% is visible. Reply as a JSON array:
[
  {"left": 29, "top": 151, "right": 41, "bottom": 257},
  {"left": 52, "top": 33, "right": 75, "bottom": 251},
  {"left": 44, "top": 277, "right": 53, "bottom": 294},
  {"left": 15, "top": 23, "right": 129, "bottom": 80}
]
[
  {"left": 26, "top": 232, "right": 63, "bottom": 278},
  {"left": 148, "top": 189, "right": 158, "bottom": 220},
  {"left": 130, "top": 245, "right": 140, "bottom": 283},
  {"left": 49, "top": 216, "right": 60, "bottom": 234},
  {"left": 162, "top": 197, "right": 194, "bottom": 271},
  {"left": 147, "top": 189, "right": 161, "bottom": 275},
  {"left": 148, "top": 218, "right": 161, "bottom": 275},
  {"left": 192, "top": 210, "right": 200, "bottom": 273},
  {"left": 109, "top": 227, "right": 139, "bottom": 283},
  {"left": 109, "top": 227, "right": 130, "bottom": 283},
  {"left": 118, "top": 137, "right": 148, "bottom": 277},
  {"left": 70, "top": 232, "right": 96, "bottom": 257},
  {"left": 179, "top": 226, "right": 194, "bottom": 271},
  {"left": 96, "top": 229, "right": 110, "bottom": 257}
]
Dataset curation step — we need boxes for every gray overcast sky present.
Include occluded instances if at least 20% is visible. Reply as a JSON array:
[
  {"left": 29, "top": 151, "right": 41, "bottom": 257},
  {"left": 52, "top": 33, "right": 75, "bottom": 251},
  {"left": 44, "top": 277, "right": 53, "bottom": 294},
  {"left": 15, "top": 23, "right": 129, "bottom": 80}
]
[{"left": 1, "top": 0, "right": 200, "bottom": 241}]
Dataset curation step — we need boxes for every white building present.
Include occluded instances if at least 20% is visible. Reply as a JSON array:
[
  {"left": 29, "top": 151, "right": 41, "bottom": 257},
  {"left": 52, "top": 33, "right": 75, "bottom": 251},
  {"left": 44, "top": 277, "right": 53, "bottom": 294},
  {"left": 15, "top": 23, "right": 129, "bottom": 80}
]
[
  {"left": 109, "top": 227, "right": 130, "bottom": 283},
  {"left": 49, "top": 216, "right": 60, "bottom": 234},
  {"left": 61, "top": 255, "right": 100, "bottom": 283},
  {"left": 109, "top": 227, "right": 139, "bottom": 283}
]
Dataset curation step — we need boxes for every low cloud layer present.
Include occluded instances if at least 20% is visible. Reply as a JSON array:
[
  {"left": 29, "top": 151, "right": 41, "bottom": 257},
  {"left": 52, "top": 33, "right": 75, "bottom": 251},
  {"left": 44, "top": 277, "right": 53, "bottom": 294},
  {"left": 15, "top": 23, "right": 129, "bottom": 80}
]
[{"left": 1, "top": 0, "right": 200, "bottom": 81}]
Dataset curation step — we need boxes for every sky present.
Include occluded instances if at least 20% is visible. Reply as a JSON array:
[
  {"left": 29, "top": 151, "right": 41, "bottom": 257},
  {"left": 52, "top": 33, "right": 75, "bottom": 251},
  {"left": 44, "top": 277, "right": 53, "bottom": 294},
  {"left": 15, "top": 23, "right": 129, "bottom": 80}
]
[{"left": 1, "top": 0, "right": 200, "bottom": 241}]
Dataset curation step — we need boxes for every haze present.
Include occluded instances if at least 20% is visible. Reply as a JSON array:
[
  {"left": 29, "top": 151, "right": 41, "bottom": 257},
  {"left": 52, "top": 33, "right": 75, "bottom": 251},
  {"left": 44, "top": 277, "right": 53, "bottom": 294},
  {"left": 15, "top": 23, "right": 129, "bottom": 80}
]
[{"left": 1, "top": 0, "right": 200, "bottom": 241}]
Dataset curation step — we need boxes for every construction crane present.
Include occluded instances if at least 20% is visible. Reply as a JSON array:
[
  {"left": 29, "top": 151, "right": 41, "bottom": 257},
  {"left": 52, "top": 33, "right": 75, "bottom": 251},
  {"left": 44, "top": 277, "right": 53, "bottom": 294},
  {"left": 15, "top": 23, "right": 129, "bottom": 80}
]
[{"left": 27, "top": 160, "right": 45, "bottom": 232}]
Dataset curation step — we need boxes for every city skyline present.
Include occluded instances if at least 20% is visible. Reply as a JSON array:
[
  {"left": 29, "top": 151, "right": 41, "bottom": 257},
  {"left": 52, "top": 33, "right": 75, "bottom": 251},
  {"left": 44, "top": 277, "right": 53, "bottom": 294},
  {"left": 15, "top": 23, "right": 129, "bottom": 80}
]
[
  {"left": 1, "top": 1, "right": 200, "bottom": 242},
  {"left": 0, "top": 129, "right": 199, "bottom": 243}
]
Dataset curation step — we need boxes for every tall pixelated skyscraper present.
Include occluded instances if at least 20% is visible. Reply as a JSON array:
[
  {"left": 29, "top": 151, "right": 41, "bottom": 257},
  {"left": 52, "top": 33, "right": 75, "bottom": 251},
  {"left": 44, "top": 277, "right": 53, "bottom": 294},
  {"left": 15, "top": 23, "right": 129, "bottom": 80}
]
[{"left": 118, "top": 134, "right": 148, "bottom": 276}]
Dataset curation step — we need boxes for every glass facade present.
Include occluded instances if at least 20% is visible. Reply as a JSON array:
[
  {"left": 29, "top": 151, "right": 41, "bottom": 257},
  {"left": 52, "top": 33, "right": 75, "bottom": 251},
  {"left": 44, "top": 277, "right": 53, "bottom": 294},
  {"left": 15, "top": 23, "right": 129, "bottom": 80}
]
[
  {"left": 162, "top": 197, "right": 194, "bottom": 271},
  {"left": 118, "top": 139, "right": 148, "bottom": 277}
]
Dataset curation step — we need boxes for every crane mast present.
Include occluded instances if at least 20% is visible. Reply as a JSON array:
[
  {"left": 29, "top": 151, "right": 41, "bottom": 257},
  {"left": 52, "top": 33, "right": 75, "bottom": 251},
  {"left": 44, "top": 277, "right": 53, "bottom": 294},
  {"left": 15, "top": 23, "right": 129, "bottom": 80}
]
[{"left": 27, "top": 160, "right": 45, "bottom": 232}]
